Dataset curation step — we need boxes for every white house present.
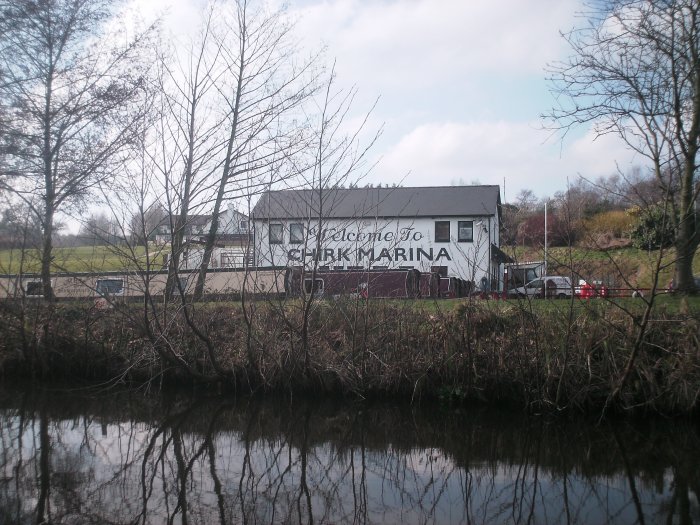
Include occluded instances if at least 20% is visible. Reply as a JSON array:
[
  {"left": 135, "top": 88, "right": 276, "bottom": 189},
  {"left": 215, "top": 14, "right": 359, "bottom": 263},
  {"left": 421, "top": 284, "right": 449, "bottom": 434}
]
[
  {"left": 251, "top": 186, "right": 510, "bottom": 291},
  {"left": 157, "top": 204, "right": 253, "bottom": 269}
]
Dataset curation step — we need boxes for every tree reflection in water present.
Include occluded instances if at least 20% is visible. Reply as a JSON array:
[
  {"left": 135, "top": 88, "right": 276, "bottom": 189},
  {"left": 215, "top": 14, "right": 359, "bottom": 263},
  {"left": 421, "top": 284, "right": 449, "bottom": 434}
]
[{"left": 0, "top": 389, "right": 698, "bottom": 525}]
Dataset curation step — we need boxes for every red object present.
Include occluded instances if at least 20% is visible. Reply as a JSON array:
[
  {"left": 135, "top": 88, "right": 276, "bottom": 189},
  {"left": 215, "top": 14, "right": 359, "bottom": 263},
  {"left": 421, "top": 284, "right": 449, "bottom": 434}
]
[
  {"left": 579, "top": 282, "right": 595, "bottom": 298},
  {"left": 577, "top": 281, "right": 608, "bottom": 299}
]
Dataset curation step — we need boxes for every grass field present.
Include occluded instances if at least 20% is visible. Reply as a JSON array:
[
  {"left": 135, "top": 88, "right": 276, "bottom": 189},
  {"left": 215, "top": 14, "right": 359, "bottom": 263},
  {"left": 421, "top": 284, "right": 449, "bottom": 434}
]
[
  {"left": 403, "top": 293, "right": 700, "bottom": 316},
  {"left": 0, "top": 244, "right": 168, "bottom": 274}
]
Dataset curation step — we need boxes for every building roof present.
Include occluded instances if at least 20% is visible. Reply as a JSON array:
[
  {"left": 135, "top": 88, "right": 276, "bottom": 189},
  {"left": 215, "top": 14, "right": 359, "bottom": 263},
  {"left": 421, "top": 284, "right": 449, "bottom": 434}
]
[
  {"left": 158, "top": 214, "right": 211, "bottom": 228},
  {"left": 158, "top": 208, "right": 249, "bottom": 227},
  {"left": 252, "top": 185, "right": 501, "bottom": 220}
]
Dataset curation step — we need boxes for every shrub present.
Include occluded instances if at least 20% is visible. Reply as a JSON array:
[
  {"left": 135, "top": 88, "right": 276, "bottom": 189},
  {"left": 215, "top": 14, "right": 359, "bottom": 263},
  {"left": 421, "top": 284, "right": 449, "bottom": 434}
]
[
  {"left": 585, "top": 210, "right": 634, "bottom": 238},
  {"left": 628, "top": 204, "right": 675, "bottom": 250}
]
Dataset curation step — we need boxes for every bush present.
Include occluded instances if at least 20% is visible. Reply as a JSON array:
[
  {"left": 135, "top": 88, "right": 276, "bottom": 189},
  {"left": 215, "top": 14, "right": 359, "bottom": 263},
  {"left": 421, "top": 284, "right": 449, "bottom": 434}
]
[
  {"left": 585, "top": 210, "right": 634, "bottom": 238},
  {"left": 516, "top": 212, "right": 575, "bottom": 247},
  {"left": 628, "top": 204, "right": 675, "bottom": 250}
]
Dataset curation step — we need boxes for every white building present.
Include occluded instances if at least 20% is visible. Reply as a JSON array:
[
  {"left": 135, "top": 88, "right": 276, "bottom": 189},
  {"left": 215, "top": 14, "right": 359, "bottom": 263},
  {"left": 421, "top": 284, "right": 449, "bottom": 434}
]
[
  {"left": 157, "top": 204, "right": 253, "bottom": 269},
  {"left": 251, "top": 186, "right": 510, "bottom": 291}
]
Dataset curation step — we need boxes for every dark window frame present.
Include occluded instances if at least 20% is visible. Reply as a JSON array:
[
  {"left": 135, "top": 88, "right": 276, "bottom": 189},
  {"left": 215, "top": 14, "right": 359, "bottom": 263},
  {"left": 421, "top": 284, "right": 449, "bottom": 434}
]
[
  {"left": 435, "top": 221, "right": 451, "bottom": 242},
  {"left": 458, "top": 220, "right": 474, "bottom": 242},
  {"left": 96, "top": 278, "right": 124, "bottom": 296},
  {"left": 289, "top": 223, "right": 304, "bottom": 244},
  {"left": 269, "top": 223, "right": 283, "bottom": 244},
  {"left": 304, "top": 278, "right": 324, "bottom": 295},
  {"left": 24, "top": 281, "right": 43, "bottom": 297}
]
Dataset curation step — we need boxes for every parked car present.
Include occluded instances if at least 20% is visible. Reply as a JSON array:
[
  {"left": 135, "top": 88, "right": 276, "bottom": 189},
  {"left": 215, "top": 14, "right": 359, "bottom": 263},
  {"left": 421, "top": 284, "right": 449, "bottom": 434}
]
[{"left": 508, "top": 276, "right": 573, "bottom": 299}]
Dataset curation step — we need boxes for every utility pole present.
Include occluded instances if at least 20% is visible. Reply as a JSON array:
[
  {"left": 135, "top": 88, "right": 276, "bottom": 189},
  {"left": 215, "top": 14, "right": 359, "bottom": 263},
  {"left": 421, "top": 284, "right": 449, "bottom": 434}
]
[{"left": 544, "top": 200, "right": 548, "bottom": 277}]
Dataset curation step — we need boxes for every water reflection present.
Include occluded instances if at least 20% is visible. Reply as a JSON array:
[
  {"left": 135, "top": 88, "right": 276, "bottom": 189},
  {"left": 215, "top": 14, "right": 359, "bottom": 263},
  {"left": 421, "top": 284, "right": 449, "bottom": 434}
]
[{"left": 0, "top": 388, "right": 698, "bottom": 524}]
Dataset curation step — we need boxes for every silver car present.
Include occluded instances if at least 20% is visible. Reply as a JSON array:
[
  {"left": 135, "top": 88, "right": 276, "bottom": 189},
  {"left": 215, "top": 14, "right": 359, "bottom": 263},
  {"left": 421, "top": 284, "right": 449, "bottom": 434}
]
[{"left": 509, "top": 276, "right": 573, "bottom": 299}]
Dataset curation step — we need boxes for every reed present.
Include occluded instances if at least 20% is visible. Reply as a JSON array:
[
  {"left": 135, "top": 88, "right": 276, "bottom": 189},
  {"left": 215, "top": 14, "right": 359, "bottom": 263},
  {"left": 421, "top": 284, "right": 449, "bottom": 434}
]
[{"left": 0, "top": 297, "right": 698, "bottom": 416}]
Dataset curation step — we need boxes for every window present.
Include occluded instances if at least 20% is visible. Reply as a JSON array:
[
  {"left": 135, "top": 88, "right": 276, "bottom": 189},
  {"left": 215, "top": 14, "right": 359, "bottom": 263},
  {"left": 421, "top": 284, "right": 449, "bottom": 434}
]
[
  {"left": 431, "top": 266, "right": 448, "bottom": 277},
  {"left": 304, "top": 278, "right": 324, "bottom": 295},
  {"left": 290, "top": 223, "right": 304, "bottom": 244},
  {"left": 240, "top": 220, "right": 248, "bottom": 230},
  {"left": 527, "top": 279, "right": 542, "bottom": 290},
  {"left": 24, "top": 281, "right": 43, "bottom": 297},
  {"left": 458, "top": 221, "right": 474, "bottom": 242},
  {"left": 435, "top": 221, "right": 450, "bottom": 242},
  {"left": 269, "top": 223, "right": 283, "bottom": 244},
  {"left": 96, "top": 278, "right": 124, "bottom": 296},
  {"left": 221, "top": 252, "right": 242, "bottom": 267}
]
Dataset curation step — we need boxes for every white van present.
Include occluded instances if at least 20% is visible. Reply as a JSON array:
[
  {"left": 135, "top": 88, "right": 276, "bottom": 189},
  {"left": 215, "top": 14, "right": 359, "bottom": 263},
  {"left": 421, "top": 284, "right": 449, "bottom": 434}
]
[{"left": 509, "top": 276, "right": 573, "bottom": 299}]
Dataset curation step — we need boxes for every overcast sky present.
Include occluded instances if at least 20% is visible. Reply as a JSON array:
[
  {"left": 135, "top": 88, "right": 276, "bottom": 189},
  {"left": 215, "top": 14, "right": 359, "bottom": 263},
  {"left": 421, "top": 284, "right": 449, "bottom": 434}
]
[{"left": 137, "top": 0, "right": 645, "bottom": 203}]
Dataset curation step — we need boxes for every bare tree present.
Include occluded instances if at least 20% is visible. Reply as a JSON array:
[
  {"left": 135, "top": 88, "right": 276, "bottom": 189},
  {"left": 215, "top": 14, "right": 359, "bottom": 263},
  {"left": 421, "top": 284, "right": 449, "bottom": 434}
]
[
  {"left": 284, "top": 64, "right": 380, "bottom": 374},
  {"left": 548, "top": 0, "right": 700, "bottom": 293},
  {"left": 150, "top": 6, "right": 227, "bottom": 299},
  {"left": 192, "top": 0, "right": 320, "bottom": 300},
  {"left": 128, "top": 201, "right": 165, "bottom": 246},
  {"left": 515, "top": 189, "right": 540, "bottom": 213},
  {"left": 0, "top": 0, "right": 154, "bottom": 300}
]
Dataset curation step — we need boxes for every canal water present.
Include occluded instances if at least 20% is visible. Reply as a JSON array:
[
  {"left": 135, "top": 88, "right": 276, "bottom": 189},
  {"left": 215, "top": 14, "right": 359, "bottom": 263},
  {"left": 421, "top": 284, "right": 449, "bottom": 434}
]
[{"left": 0, "top": 387, "right": 698, "bottom": 524}]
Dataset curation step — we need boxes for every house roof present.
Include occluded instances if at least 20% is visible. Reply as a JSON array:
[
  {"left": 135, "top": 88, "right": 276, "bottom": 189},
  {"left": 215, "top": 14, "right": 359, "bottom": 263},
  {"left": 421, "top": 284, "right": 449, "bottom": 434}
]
[
  {"left": 252, "top": 186, "right": 501, "bottom": 220},
  {"left": 158, "top": 214, "right": 211, "bottom": 228},
  {"left": 158, "top": 208, "right": 249, "bottom": 227}
]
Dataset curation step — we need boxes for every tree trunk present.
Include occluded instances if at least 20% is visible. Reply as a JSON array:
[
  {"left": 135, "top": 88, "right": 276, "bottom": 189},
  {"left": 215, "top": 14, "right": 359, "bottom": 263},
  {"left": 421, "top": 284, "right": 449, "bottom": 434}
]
[
  {"left": 193, "top": 207, "right": 220, "bottom": 301},
  {"left": 674, "top": 207, "right": 699, "bottom": 293},
  {"left": 165, "top": 211, "right": 188, "bottom": 300},
  {"left": 40, "top": 205, "right": 55, "bottom": 302},
  {"left": 193, "top": 29, "right": 246, "bottom": 301},
  {"left": 41, "top": 63, "right": 55, "bottom": 302},
  {"left": 674, "top": 139, "right": 700, "bottom": 293},
  {"left": 165, "top": 86, "right": 198, "bottom": 300}
]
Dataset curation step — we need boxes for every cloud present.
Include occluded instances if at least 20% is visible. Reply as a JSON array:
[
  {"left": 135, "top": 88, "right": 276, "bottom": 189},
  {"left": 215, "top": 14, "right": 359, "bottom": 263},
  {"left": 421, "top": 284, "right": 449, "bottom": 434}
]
[
  {"left": 292, "top": 0, "right": 578, "bottom": 91},
  {"left": 128, "top": 0, "right": 639, "bottom": 202},
  {"left": 284, "top": 0, "right": 617, "bottom": 200},
  {"left": 375, "top": 121, "right": 642, "bottom": 199}
]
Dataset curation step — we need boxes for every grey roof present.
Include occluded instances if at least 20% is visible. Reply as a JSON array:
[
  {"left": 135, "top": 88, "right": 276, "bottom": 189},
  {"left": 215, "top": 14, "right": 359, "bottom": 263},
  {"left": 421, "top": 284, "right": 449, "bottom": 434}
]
[
  {"left": 252, "top": 186, "right": 501, "bottom": 220},
  {"left": 158, "top": 214, "right": 211, "bottom": 227}
]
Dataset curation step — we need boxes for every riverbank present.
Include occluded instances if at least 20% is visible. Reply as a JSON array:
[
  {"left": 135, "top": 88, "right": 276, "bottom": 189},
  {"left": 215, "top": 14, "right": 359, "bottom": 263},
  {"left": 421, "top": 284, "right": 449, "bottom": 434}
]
[{"left": 0, "top": 296, "right": 698, "bottom": 416}]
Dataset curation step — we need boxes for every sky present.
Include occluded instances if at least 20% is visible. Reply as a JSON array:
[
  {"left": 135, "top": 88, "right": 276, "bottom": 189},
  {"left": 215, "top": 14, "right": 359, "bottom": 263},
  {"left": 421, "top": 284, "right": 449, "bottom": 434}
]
[{"left": 134, "top": 0, "right": 645, "bottom": 204}]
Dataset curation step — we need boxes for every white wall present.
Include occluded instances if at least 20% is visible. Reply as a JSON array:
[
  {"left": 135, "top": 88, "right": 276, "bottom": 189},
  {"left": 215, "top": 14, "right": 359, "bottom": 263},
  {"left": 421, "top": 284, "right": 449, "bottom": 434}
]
[
  {"left": 218, "top": 205, "right": 250, "bottom": 235},
  {"left": 253, "top": 215, "right": 497, "bottom": 285}
]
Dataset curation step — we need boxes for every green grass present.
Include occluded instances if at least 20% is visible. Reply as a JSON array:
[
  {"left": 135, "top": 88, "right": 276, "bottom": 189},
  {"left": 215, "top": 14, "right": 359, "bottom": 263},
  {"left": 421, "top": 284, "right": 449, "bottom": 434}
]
[
  {"left": 499, "top": 294, "right": 700, "bottom": 315},
  {"left": 0, "top": 244, "right": 168, "bottom": 274},
  {"left": 373, "top": 293, "right": 700, "bottom": 318}
]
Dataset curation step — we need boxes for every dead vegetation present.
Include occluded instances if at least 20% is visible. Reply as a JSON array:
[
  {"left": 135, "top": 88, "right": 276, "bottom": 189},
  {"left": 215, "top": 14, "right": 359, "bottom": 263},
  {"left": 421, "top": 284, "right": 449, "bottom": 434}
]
[{"left": 1, "top": 296, "right": 698, "bottom": 417}]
